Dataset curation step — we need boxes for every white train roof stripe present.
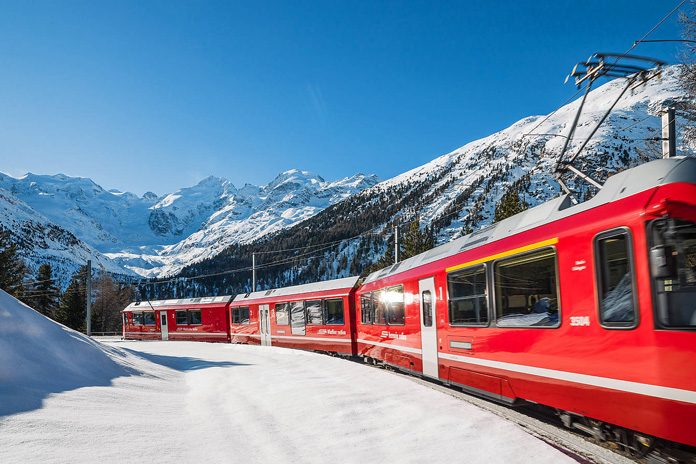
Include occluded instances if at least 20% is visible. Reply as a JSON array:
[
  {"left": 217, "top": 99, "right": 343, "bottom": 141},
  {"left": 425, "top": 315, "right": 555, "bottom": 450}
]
[
  {"left": 124, "top": 295, "right": 233, "bottom": 311},
  {"left": 233, "top": 276, "right": 359, "bottom": 303}
]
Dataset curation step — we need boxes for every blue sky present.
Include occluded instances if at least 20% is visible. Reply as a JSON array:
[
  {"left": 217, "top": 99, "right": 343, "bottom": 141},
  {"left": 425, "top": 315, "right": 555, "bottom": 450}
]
[{"left": 0, "top": 0, "right": 686, "bottom": 195}]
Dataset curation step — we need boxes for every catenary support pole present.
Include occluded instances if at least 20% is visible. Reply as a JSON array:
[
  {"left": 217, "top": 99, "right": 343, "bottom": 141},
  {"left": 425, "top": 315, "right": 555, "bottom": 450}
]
[
  {"left": 662, "top": 107, "right": 676, "bottom": 159},
  {"left": 394, "top": 225, "right": 399, "bottom": 264},
  {"left": 252, "top": 253, "right": 256, "bottom": 292},
  {"left": 86, "top": 259, "right": 92, "bottom": 336}
]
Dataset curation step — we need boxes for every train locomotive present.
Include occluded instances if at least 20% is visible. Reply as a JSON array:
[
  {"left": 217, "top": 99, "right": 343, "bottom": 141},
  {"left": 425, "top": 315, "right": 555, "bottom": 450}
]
[{"left": 123, "top": 157, "right": 696, "bottom": 452}]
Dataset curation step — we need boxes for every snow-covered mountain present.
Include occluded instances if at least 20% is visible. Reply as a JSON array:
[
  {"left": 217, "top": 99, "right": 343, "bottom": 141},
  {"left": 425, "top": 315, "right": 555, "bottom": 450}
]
[
  {"left": 178, "top": 65, "right": 694, "bottom": 294},
  {"left": 0, "top": 169, "right": 378, "bottom": 279},
  {"left": 0, "top": 188, "right": 132, "bottom": 286}
]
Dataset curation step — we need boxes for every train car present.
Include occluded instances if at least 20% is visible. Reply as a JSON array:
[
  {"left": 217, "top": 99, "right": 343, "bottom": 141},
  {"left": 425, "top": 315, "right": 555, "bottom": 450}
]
[
  {"left": 122, "top": 296, "right": 233, "bottom": 343},
  {"left": 230, "top": 276, "right": 359, "bottom": 356},
  {"left": 356, "top": 157, "right": 696, "bottom": 448}
]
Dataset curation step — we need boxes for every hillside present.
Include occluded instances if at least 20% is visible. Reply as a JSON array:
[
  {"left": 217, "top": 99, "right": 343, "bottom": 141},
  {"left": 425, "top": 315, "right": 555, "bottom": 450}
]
[{"left": 173, "top": 65, "right": 692, "bottom": 297}]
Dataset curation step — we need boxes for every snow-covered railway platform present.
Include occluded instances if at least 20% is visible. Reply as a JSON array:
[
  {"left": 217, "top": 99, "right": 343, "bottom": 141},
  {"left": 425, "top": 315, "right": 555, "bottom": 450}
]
[{"left": 1, "top": 339, "right": 582, "bottom": 464}]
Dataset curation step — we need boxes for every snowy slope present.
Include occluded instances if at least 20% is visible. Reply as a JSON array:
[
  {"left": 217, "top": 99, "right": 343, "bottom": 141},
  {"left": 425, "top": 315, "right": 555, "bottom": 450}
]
[
  {"left": 0, "top": 289, "right": 132, "bottom": 416},
  {"left": 0, "top": 169, "right": 378, "bottom": 278},
  {"left": 377, "top": 65, "right": 690, "bottom": 241},
  {"left": 0, "top": 339, "right": 578, "bottom": 464}
]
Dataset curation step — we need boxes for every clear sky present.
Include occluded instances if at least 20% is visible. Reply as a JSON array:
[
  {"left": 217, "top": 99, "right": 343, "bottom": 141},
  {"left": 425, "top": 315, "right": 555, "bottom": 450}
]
[{"left": 0, "top": 0, "right": 686, "bottom": 195}]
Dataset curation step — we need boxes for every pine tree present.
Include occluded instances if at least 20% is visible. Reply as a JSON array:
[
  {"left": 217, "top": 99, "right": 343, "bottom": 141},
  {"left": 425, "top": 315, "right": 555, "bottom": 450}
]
[
  {"left": 0, "top": 227, "right": 28, "bottom": 299},
  {"left": 401, "top": 221, "right": 434, "bottom": 261},
  {"left": 494, "top": 188, "right": 528, "bottom": 223},
  {"left": 56, "top": 266, "right": 87, "bottom": 331},
  {"left": 26, "top": 263, "right": 60, "bottom": 317},
  {"left": 91, "top": 274, "right": 133, "bottom": 333}
]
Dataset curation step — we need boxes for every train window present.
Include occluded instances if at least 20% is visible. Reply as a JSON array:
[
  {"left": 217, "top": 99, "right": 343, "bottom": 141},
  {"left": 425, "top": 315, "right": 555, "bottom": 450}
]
[
  {"left": 188, "top": 310, "right": 202, "bottom": 325},
  {"left": 232, "top": 307, "right": 250, "bottom": 324},
  {"left": 385, "top": 286, "right": 405, "bottom": 325},
  {"left": 373, "top": 290, "right": 387, "bottom": 325},
  {"left": 143, "top": 312, "right": 156, "bottom": 326},
  {"left": 175, "top": 310, "right": 201, "bottom": 325},
  {"left": 650, "top": 219, "right": 696, "bottom": 329},
  {"left": 275, "top": 303, "right": 290, "bottom": 325},
  {"left": 324, "top": 299, "right": 344, "bottom": 325},
  {"left": 290, "top": 301, "right": 306, "bottom": 335},
  {"left": 448, "top": 265, "right": 488, "bottom": 326},
  {"left": 494, "top": 248, "right": 560, "bottom": 328},
  {"left": 422, "top": 290, "right": 433, "bottom": 327},
  {"left": 596, "top": 230, "right": 637, "bottom": 327},
  {"left": 175, "top": 311, "right": 188, "bottom": 325},
  {"left": 305, "top": 300, "right": 323, "bottom": 325},
  {"left": 132, "top": 312, "right": 144, "bottom": 325},
  {"left": 360, "top": 294, "right": 374, "bottom": 325}
]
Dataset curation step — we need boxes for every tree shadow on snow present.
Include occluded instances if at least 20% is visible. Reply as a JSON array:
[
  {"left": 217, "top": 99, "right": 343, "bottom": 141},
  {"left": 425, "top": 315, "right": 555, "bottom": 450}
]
[{"left": 121, "top": 348, "right": 251, "bottom": 372}]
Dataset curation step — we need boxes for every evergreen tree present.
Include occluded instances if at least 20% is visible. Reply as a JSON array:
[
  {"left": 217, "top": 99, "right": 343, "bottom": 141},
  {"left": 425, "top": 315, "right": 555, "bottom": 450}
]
[
  {"left": 401, "top": 221, "right": 434, "bottom": 261},
  {"left": 56, "top": 266, "right": 87, "bottom": 331},
  {"left": 26, "top": 263, "right": 60, "bottom": 317},
  {"left": 0, "top": 227, "right": 28, "bottom": 299},
  {"left": 91, "top": 274, "right": 133, "bottom": 333},
  {"left": 494, "top": 188, "right": 528, "bottom": 223}
]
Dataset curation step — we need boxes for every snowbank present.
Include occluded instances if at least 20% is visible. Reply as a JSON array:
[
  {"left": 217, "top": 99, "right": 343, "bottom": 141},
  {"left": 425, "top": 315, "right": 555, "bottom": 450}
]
[{"left": 0, "top": 289, "right": 132, "bottom": 416}]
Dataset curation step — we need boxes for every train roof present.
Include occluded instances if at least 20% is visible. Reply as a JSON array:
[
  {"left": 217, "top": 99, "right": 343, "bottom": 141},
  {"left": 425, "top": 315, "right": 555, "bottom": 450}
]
[
  {"left": 123, "top": 295, "right": 233, "bottom": 311},
  {"left": 232, "top": 276, "right": 360, "bottom": 303},
  {"left": 364, "top": 156, "right": 696, "bottom": 285}
]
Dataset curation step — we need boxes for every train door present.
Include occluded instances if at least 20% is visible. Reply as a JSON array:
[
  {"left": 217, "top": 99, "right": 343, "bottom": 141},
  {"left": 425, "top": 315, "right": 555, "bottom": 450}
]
[
  {"left": 259, "top": 304, "right": 272, "bottom": 346},
  {"left": 122, "top": 313, "right": 127, "bottom": 338},
  {"left": 160, "top": 311, "right": 169, "bottom": 341},
  {"left": 418, "top": 277, "right": 439, "bottom": 379}
]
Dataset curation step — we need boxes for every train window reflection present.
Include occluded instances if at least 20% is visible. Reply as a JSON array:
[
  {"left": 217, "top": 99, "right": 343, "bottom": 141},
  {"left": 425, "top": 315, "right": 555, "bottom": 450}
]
[
  {"left": 494, "top": 249, "right": 559, "bottom": 328},
  {"left": 290, "top": 301, "right": 306, "bottom": 335},
  {"left": 596, "top": 231, "right": 636, "bottom": 327},
  {"left": 650, "top": 219, "right": 696, "bottom": 329},
  {"left": 373, "top": 290, "right": 387, "bottom": 325},
  {"left": 385, "top": 286, "right": 405, "bottom": 325},
  {"left": 360, "top": 294, "right": 374, "bottom": 325},
  {"left": 448, "top": 265, "right": 488, "bottom": 326},
  {"left": 143, "top": 312, "right": 156, "bottom": 326},
  {"left": 232, "top": 306, "right": 250, "bottom": 324},
  {"left": 275, "top": 303, "right": 290, "bottom": 325},
  {"left": 306, "top": 300, "right": 323, "bottom": 325},
  {"left": 324, "top": 299, "right": 344, "bottom": 325}
]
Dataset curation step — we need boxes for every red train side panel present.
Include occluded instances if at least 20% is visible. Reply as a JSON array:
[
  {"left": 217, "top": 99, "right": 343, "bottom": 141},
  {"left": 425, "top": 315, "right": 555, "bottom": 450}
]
[
  {"left": 122, "top": 296, "right": 232, "bottom": 343},
  {"left": 230, "top": 276, "right": 359, "bottom": 356}
]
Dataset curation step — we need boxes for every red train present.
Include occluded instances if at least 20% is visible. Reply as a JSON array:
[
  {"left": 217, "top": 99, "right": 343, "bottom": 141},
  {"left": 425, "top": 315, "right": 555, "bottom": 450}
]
[
  {"left": 122, "top": 296, "right": 233, "bottom": 343},
  {"left": 229, "top": 277, "right": 358, "bottom": 355},
  {"left": 122, "top": 157, "right": 696, "bottom": 451}
]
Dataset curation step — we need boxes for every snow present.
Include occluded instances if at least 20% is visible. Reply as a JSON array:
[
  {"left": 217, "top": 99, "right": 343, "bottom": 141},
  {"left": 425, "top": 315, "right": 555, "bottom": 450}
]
[
  {"left": 0, "top": 289, "right": 132, "bottom": 417},
  {"left": 0, "top": 291, "right": 573, "bottom": 464},
  {"left": 0, "top": 169, "right": 378, "bottom": 278}
]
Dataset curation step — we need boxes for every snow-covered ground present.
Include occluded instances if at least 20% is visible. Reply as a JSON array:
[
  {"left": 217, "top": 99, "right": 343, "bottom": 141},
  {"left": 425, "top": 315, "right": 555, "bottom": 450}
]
[
  {"left": 1, "top": 341, "right": 577, "bottom": 464},
  {"left": 0, "top": 290, "right": 575, "bottom": 464}
]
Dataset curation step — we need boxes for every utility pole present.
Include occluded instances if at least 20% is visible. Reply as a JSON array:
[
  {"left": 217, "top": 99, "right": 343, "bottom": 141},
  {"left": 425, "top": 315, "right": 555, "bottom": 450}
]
[
  {"left": 394, "top": 225, "right": 399, "bottom": 264},
  {"left": 85, "top": 259, "right": 92, "bottom": 336},
  {"left": 662, "top": 107, "right": 676, "bottom": 159},
  {"left": 252, "top": 253, "right": 256, "bottom": 292}
]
